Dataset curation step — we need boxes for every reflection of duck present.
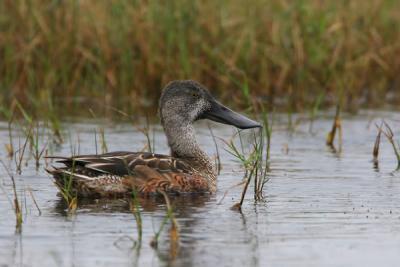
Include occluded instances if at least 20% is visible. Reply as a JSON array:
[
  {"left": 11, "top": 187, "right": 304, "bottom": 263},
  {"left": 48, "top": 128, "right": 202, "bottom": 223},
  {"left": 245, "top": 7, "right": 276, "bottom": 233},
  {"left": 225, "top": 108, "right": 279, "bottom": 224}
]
[
  {"left": 46, "top": 80, "right": 260, "bottom": 197},
  {"left": 53, "top": 193, "right": 211, "bottom": 214}
]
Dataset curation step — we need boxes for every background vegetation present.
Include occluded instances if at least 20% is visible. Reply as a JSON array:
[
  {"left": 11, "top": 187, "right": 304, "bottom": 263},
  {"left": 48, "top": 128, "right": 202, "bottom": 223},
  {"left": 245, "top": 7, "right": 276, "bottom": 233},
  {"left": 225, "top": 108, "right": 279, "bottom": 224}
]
[{"left": 1, "top": 0, "right": 399, "bottom": 118}]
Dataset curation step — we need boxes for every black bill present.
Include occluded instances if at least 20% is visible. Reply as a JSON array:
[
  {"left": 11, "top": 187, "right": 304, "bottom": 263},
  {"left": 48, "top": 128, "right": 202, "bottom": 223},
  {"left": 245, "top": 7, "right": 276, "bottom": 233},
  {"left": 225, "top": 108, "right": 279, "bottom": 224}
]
[{"left": 202, "top": 100, "right": 262, "bottom": 129}]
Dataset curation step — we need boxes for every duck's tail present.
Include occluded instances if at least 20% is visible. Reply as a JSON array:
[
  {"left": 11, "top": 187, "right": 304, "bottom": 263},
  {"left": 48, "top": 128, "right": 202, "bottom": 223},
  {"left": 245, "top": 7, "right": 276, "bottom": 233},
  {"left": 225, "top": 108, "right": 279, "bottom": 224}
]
[
  {"left": 46, "top": 166, "right": 91, "bottom": 197},
  {"left": 46, "top": 166, "right": 129, "bottom": 198}
]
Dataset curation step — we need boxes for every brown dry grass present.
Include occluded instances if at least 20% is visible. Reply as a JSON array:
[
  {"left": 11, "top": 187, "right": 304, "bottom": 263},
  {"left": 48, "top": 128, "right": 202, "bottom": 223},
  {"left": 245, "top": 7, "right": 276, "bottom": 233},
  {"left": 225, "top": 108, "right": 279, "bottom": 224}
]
[{"left": 1, "top": 0, "right": 400, "bottom": 118}]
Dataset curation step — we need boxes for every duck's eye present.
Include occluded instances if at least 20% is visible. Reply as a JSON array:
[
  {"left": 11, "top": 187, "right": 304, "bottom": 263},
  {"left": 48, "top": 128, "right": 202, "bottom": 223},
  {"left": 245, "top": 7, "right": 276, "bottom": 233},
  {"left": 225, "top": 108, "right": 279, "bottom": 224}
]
[{"left": 192, "top": 93, "right": 199, "bottom": 97}]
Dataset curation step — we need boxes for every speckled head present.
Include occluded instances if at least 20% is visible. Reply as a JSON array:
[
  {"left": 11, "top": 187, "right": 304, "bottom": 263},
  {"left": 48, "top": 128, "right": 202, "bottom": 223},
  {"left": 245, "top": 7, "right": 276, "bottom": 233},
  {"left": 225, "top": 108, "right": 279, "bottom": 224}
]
[{"left": 159, "top": 80, "right": 261, "bottom": 129}]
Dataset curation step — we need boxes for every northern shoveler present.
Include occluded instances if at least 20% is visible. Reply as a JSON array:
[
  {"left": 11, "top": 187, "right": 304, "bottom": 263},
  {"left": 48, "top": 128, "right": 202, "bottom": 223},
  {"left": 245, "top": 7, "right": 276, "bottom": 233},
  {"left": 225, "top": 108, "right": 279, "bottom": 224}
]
[{"left": 46, "top": 80, "right": 261, "bottom": 197}]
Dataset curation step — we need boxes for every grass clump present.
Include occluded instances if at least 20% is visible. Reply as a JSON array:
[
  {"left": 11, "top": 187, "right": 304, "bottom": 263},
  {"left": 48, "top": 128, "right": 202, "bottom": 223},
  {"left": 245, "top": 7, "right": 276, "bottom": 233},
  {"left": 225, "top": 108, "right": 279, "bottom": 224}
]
[
  {"left": 58, "top": 180, "right": 78, "bottom": 212},
  {"left": 53, "top": 163, "right": 78, "bottom": 213},
  {"left": 225, "top": 110, "right": 272, "bottom": 211}
]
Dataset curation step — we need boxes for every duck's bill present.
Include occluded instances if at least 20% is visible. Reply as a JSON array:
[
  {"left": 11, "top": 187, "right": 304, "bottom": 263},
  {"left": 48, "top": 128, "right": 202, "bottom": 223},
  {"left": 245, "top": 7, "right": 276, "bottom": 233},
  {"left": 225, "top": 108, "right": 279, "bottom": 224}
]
[{"left": 203, "top": 100, "right": 262, "bottom": 129}]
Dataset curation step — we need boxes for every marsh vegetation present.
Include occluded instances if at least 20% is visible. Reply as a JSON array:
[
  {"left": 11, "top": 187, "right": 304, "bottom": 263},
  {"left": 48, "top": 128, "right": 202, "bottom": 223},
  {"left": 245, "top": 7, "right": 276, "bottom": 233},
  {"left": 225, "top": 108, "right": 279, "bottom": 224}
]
[{"left": 1, "top": 0, "right": 400, "bottom": 119}]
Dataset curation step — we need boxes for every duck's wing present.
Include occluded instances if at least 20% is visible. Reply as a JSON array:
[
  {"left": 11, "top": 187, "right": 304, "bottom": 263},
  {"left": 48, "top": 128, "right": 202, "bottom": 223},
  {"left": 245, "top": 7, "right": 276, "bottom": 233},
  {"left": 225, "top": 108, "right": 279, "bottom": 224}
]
[
  {"left": 50, "top": 151, "right": 195, "bottom": 176},
  {"left": 46, "top": 151, "right": 209, "bottom": 197}
]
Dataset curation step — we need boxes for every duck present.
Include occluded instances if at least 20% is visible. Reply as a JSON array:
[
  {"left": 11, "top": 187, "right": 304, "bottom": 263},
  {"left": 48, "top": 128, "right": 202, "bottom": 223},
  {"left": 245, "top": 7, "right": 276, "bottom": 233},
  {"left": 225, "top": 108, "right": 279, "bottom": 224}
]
[{"left": 46, "top": 80, "right": 261, "bottom": 197}]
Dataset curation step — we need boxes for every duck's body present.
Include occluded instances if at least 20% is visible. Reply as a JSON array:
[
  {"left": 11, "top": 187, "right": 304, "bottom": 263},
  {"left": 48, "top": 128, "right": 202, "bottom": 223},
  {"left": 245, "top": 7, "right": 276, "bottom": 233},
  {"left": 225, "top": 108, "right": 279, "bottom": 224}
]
[
  {"left": 47, "top": 80, "right": 260, "bottom": 197},
  {"left": 48, "top": 150, "right": 214, "bottom": 197}
]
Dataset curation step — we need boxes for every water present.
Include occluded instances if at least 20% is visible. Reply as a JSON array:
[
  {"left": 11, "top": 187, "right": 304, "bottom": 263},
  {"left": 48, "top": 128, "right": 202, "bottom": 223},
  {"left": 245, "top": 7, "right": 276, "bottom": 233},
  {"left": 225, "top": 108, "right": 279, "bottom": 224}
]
[{"left": 1, "top": 110, "right": 400, "bottom": 267}]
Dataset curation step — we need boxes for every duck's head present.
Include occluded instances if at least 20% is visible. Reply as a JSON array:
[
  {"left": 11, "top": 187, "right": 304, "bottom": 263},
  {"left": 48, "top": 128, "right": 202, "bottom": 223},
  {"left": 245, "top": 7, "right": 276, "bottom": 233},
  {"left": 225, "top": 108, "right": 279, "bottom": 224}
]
[{"left": 159, "top": 80, "right": 261, "bottom": 129}]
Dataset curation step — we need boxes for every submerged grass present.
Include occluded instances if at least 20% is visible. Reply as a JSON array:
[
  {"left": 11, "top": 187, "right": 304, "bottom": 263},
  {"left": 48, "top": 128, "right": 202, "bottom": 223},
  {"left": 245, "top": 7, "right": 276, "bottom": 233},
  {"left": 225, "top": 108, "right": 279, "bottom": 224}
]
[
  {"left": 208, "top": 123, "right": 222, "bottom": 175},
  {"left": 1, "top": 0, "right": 400, "bottom": 118},
  {"left": 5, "top": 118, "right": 14, "bottom": 158},
  {"left": 226, "top": 110, "right": 272, "bottom": 210},
  {"left": 31, "top": 122, "right": 48, "bottom": 169},
  {"left": 309, "top": 92, "right": 324, "bottom": 134},
  {"left": 1, "top": 160, "right": 22, "bottom": 232},
  {"left": 58, "top": 176, "right": 78, "bottom": 212},
  {"left": 150, "top": 191, "right": 180, "bottom": 259},
  {"left": 89, "top": 109, "right": 108, "bottom": 154},
  {"left": 373, "top": 122, "right": 384, "bottom": 169},
  {"left": 130, "top": 190, "right": 143, "bottom": 247},
  {"left": 27, "top": 187, "right": 42, "bottom": 216},
  {"left": 137, "top": 116, "right": 155, "bottom": 153},
  {"left": 374, "top": 121, "right": 400, "bottom": 170},
  {"left": 326, "top": 105, "right": 342, "bottom": 151},
  {"left": 15, "top": 124, "right": 32, "bottom": 175},
  {"left": 53, "top": 160, "right": 78, "bottom": 213}
]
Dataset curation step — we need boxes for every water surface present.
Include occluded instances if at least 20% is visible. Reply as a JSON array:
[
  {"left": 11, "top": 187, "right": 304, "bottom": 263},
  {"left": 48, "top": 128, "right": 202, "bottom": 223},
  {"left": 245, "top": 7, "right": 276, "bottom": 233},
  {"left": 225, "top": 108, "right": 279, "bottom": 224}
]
[{"left": 0, "top": 110, "right": 399, "bottom": 267}]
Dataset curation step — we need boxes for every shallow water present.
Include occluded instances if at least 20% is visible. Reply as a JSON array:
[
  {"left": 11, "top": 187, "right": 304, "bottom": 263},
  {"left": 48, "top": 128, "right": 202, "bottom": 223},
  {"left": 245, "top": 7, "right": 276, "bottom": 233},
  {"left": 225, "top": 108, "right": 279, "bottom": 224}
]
[{"left": 1, "top": 110, "right": 400, "bottom": 267}]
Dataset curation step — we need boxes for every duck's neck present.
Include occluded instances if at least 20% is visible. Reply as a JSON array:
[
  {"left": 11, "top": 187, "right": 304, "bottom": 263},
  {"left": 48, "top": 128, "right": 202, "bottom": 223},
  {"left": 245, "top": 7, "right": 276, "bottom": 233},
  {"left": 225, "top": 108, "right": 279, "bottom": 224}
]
[{"left": 162, "top": 120, "right": 216, "bottom": 189}]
